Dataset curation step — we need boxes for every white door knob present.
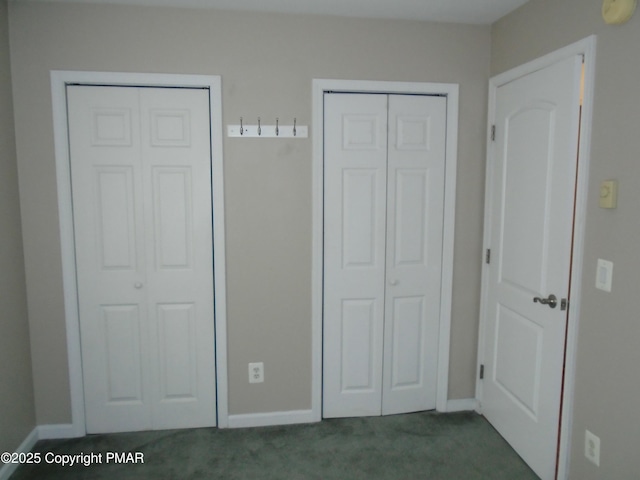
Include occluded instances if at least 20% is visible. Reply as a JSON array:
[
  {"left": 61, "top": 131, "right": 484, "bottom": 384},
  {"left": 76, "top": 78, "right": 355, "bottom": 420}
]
[
  {"left": 134, "top": 282, "right": 143, "bottom": 289},
  {"left": 389, "top": 279, "right": 399, "bottom": 286}
]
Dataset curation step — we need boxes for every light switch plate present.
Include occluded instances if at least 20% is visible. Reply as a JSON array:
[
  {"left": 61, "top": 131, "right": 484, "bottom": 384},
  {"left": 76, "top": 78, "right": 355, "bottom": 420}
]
[{"left": 596, "top": 259, "right": 613, "bottom": 292}]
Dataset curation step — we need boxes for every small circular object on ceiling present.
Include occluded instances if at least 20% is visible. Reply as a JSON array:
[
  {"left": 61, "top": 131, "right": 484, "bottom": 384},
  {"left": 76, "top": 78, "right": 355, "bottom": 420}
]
[{"left": 602, "top": 0, "right": 637, "bottom": 24}]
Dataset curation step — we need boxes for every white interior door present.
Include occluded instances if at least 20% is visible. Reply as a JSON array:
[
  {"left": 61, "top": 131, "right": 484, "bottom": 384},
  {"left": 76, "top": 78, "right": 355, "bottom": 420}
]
[
  {"left": 323, "top": 93, "right": 388, "bottom": 417},
  {"left": 480, "top": 55, "right": 582, "bottom": 479},
  {"left": 323, "top": 92, "right": 446, "bottom": 418},
  {"left": 382, "top": 95, "right": 445, "bottom": 415},
  {"left": 68, "top": 85, "right": 216, "bottom": 433}
]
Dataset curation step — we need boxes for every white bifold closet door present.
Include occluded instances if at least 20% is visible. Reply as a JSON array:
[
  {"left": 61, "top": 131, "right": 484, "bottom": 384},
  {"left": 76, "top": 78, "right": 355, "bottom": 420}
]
[
  {"left": 323, "top": 93, "right": 446, "bottom": 418},
  {"left": 68, "top": 85, "right": 216, "bottom": 433}
]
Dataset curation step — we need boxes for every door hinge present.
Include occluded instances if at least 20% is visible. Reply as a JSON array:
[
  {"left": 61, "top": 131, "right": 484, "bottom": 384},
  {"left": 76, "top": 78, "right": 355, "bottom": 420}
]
[
  {"left": 479, "top": 365, "right": 485, "bottom": 380},
  {"left": 485, "top": 249, "right": 491, "bottom": 264},
  {"left": 491, "top": 125, "right": 496, "bottom": 141}
]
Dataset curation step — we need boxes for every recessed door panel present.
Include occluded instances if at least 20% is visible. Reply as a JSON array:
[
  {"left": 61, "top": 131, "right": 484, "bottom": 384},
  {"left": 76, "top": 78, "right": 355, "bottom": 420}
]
[
  {"left": 500, "top": 106, "right": 555, "bottom": 294},
  {"left": 343, "top": 114, "right": 381, "bottom": 150},
  {"left": 342, "top": 169, "right": 379, "bottom": 268},
  {"left": 389, "top": 296, "right": 424, "bottom": 389},
  {"left": 494, "top": 305, "right": 542, "bottom": 419},
  {"left": 341, "top": 300, "right": 377, "bottom": 392},
  {"left": 150, "top": 109, "right": 191, "bottom": 147},
  {"left": 152, "top": 167, "right": 193, "bottom": 270},
  {"left": 394, "top": 170, "right": 429, "bottom": 267},
  {"left": 396, "top": 115, "right": 431, "bottom": 151},
  {"left": 158, "top": 303, "right": 197, "bottom": 400},
  {"left": 91, "top": 108, "right": 132, "bottom": 147},
  {"left": 95, "top": 167, "right": 137, "bottom": 270},
  {"left": 102, "top": 305, "right": 144, "bottom": 403}
]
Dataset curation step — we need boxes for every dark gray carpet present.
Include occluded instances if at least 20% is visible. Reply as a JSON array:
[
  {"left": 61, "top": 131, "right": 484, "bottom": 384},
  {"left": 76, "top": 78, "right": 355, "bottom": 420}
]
[{"left": 10, "top": 411, "right": 538, "bottom": 479}]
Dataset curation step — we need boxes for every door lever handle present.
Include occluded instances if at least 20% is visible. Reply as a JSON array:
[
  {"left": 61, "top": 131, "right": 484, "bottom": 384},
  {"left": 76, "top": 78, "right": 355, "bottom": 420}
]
[{"left": 533, "top": 294, "right": 557, "bottom": 309}]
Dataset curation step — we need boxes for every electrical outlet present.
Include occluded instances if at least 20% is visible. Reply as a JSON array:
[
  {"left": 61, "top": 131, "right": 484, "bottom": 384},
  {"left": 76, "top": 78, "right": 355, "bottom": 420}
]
[
  {"left": 248, "top": 362, "right": 264, "bottom": 384},
  {"left": 596, "top": 259, "right": 613, "bottom": 292},
  {"left": 585, "top": 430, "right": 600, "bottom": 467}
]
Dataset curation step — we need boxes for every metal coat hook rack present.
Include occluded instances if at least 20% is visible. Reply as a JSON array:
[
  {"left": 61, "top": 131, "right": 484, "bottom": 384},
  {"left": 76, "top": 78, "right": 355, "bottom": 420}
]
[{"left": 228, "top": 117, "right": 308, "bottom": 138}]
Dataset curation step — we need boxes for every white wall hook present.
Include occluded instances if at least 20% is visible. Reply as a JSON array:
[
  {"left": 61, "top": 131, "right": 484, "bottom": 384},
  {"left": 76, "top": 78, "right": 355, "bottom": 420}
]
[{"left": 228, "top": 120, "right": 308, "bottom": 138}]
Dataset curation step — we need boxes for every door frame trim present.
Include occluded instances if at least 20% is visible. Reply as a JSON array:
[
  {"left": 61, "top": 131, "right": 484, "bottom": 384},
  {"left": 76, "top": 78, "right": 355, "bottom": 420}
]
[
  {"left": 311, "top": 79, "right": 459, "bottom": 419},
  {"left": 476, "top": 35, "right": 596, "bottom": 480},
  {"left": 50, "top": 70, "right": 230, "bottom": 434}
]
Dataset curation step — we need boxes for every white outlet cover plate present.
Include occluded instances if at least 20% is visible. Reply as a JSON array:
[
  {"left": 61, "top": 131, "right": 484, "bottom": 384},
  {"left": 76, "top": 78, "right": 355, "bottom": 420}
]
[
  {"left": 596, "top": 259, "right": 613, "bottom": 292},
  {"left": 585, "top": 429, "right": 600, "bottom": 467},
  {"left": 248, "top": 362, "right": 264, "bottom": 383}
]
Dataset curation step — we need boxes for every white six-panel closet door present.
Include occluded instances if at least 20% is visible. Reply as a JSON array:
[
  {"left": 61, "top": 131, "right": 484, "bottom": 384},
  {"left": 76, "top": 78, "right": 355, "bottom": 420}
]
[
  {"left": 382, "top": 94, "right": 445, "bottom": 415},
  {"left": 68, "top": 85, "right": 216, "bottom": 433},
  {"left": 323, "top": 93, "right": 389, "bottom": 417},
  {"left": 323, "top": 92, "right": 446, "bottom": 418}
]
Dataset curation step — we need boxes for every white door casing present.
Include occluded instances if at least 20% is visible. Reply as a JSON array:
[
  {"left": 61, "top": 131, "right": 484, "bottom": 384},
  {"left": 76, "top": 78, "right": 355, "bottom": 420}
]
[
  {"left": 479, "top": 55, "right": 583, "bottom": 480},
  {"left": 51, "top": 71, "right": 228, "bottom": 437},
  {"left": 69, "top": 85, "right": 216, "bottom": 433},
  {"left": 323, "top": 93, "right": 446, "bottom": 418}
]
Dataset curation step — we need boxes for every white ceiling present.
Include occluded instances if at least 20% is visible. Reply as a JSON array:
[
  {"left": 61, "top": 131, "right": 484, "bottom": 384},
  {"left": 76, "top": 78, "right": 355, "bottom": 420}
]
[{"left": 24, "top": 0, "right": 531, "bottom": 24}]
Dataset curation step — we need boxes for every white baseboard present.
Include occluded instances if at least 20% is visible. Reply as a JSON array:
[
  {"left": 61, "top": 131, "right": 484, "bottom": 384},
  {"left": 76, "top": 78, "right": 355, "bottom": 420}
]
[
  {"left": 228, "top": 403, "right": 479, "bottom": 428},
  {"left": 227, "top": 409, "right": 316, "bottom": 429},
  {"left": 37, "top": 423, "right": 79, "bottom": 440},
  {"left": 0, "top": 427, "right": 38, "bottom": 480},
  {"left": 445, "top": 398, "right": 478, "bottom": 412}
]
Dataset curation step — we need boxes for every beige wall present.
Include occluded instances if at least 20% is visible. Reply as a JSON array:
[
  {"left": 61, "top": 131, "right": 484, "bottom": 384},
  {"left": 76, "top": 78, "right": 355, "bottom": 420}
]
[
  {"left": 493, "top": 1, "right": 640, "bottom": 479},
  {"left": 0, "top": 0, "right": 36, "bottom": 453},
  {"left": 8, "top": 2, "right": 490, "bottom": 422}
]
